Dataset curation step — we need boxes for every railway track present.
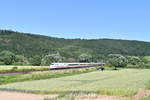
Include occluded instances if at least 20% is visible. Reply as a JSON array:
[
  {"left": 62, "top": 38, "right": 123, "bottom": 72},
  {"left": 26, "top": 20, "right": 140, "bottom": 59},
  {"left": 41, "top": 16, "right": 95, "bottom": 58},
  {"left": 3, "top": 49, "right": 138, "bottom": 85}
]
[{"left": 0, "top": 66, "right": 97, "bottom": 76}]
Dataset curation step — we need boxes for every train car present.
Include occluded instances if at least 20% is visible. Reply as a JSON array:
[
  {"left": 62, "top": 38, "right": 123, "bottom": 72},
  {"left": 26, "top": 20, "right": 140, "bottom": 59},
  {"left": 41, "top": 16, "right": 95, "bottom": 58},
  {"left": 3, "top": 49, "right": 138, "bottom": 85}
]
[{"left": 50, "top": 63, "right": 104, "bottom": 69}]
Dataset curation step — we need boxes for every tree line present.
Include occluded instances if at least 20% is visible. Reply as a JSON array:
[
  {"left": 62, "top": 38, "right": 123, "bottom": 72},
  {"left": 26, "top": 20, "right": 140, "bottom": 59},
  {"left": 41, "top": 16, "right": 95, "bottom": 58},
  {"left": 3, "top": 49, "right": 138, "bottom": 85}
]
[
  {"left": 0, "top": 50, "right": 149, "bottom": 69},
  {"left": 0, "top": 50, "right": 105, "bottom": 66}
]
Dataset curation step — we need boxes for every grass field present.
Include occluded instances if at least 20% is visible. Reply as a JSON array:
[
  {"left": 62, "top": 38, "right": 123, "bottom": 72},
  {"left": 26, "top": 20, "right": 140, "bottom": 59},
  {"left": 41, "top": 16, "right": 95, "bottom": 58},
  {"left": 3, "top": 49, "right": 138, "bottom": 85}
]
[
  {"left": 143, "top": 56, "right": 150, "bottom": 62},
  {"left": 0, "top": 65, "right": 49, "bottom": 70},
  {"left": 0, "top": 65, "right": 50, "bottom": 73},
  {"left": 144, "top": 56, "right": 150, "bottom": 60},
  {"left": 0, "top": 68, "right": 96, "bottom": 85},
  {"left": 139, "top": 96, "right": 150, "bottom": 100},
  {"left": 0, "top": 69, "right": 150, "bottom": 97}
]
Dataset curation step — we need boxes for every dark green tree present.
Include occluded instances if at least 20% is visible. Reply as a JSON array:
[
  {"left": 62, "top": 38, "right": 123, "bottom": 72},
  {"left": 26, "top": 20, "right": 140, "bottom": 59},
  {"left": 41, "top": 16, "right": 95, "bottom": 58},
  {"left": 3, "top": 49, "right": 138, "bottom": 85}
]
[
  {"left": 127, "top": 56, "right": 143, "bottom": 65},
  {"left": 78, "top": 54, "right": 92, "bottom": 62},
  {"left": 30, "top": 55, "right": 41, "bottom": 66},
  {"left": 108, "top": 54, "right": 128, "bottom": 69},
  {"left": 0, "top": 51, "right": 16, "bottom": 65},
  {"left": 15, "top": 55, "right": 29, "bottom": 65},
  {"left": 41, "top": 53, "right": 62, "bottom": 66}
]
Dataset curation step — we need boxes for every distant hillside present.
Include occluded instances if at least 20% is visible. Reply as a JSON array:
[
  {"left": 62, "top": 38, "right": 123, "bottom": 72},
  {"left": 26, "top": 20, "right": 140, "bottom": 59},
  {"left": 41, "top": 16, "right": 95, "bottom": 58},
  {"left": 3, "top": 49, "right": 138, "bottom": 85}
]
[{"left": 0, "top": 30, "right": 150, "bottom": 58}]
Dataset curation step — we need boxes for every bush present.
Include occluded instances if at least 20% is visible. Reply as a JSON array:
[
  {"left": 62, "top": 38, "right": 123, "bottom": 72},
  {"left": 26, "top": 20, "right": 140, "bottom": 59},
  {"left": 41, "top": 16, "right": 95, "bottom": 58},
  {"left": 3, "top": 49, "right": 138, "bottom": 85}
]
[
  {"left": 41, "top": 53, "right": 62, "bottom": 66},
  {"left": 30, "top": 55, "right": 41, "bottom": 66},
  {"left": 127, "top": 56, "right": 143, "bottom": 65},
  {"left": 11, "top": 66, "right": 18, "bottom": 71},
  {"left": 78, "top": 54, "right": 92, "bottom": 62},
  {"left": 0, "top": 51, "right": 16, "bottom": 65},
  {"left": 15, "top": 55, "right": 29, "bottom": 65},
  {"left": 108, "top": 54, "right": 128, "bottom": 69}
]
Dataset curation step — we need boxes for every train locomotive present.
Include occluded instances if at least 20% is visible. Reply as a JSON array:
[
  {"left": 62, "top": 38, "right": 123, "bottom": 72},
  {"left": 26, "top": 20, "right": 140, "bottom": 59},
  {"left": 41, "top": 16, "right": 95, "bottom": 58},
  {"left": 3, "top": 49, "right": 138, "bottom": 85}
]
[{"left": 50, "top": 63, "right": 105, "bottom": 69}]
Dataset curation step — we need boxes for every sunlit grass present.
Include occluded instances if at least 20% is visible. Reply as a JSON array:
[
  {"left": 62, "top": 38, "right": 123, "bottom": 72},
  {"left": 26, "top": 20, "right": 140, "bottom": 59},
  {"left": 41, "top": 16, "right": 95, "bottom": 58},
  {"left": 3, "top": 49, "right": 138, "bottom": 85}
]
[
  {"left": 0, "top": 68, "right": 96, "bottom": 85},
  {"left": 0, "top": 65, "right": 49, "bottom": 70},
  {"left": 0, "top": 65, "right": 50, "bottom": 73},
  {"left": 0, "top": 69, "right": 150, "bottom": 96}
]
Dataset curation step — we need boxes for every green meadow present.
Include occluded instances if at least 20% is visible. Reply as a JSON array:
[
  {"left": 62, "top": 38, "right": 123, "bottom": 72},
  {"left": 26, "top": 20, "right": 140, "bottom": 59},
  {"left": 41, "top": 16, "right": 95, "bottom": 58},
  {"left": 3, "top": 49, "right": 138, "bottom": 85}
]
[
  {"left": 0, "top": 65, "right": 50, "bottom": 73},
  {"left": 0, "top": 69, "right": 150, "bottom": 96}
]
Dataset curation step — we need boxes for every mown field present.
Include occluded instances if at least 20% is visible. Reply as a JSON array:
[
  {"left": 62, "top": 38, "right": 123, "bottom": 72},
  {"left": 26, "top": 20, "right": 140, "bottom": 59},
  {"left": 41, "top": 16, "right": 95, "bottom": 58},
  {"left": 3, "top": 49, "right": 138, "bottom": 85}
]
[{"left": 0, "top": 69, "right": 150, "bottom": 97}]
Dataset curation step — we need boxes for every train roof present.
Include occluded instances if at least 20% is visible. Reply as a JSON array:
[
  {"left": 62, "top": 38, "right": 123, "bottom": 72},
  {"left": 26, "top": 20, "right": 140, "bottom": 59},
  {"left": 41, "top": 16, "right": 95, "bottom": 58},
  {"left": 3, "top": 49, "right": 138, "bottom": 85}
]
[{"left": 51, "top": 62, "right": 105, "bottom": 65}]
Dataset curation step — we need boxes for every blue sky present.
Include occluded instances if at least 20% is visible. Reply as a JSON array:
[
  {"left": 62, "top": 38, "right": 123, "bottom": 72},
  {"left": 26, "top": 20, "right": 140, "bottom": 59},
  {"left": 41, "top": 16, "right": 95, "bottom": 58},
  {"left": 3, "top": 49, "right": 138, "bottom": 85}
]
[{"left": 0, "top": 0, "right": 150, "bottom": 41}]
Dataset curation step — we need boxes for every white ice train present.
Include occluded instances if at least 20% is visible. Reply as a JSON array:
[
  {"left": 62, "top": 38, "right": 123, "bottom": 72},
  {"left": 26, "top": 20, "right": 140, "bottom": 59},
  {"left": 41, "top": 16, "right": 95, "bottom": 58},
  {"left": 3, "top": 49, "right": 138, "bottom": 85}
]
[{"left": 50, "top": 63, "right": 105, "bottom": 69}]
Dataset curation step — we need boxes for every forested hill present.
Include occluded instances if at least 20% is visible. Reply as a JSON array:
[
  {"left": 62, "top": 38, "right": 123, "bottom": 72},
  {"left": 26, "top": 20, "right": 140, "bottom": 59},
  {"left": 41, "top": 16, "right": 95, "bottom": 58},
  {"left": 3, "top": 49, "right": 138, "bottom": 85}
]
[{"left": 0, "top": 30, "right": 150, "bottom": 58}]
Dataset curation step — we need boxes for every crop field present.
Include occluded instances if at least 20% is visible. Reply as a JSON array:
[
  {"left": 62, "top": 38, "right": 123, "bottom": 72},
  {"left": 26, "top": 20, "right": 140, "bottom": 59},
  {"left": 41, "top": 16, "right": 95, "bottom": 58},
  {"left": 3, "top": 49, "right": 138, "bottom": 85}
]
[
  {"left": 0, "top": 69, "right": 150, "bottom": 97},
  {"left": 144, "top": 56, "right": 150, "bottom": 62},
  {"left": 0, "top": 65, "right": 49, "bottom": 70},
  {"left": 0, "top": 65, "right": 50, "bottom": 73}
]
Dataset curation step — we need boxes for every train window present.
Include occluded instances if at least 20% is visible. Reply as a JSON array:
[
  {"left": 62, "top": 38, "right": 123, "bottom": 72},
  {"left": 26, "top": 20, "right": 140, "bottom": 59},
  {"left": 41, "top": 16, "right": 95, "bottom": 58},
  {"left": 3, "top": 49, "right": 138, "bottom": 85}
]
[{"left": 69, "top": 64, "right": 78, "bottom": 65}]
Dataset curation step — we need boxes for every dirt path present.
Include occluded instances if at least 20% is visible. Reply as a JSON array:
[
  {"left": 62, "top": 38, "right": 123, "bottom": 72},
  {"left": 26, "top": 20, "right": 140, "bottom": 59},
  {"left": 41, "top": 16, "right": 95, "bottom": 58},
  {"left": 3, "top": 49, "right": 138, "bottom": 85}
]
[
  {"left": 0, "top": 90, "right": 150, "bottom": 100},
  {"left": 74, "top": 94, "right": 124, "bottom": 100},
  {"left": 134, "top": 90, "right": 150, "bottom": 99},
  {"left": 0, "top": 91, "right": 125, "bottom": 100},
  {"left": 0, "top": 91, "right": 57, "bottom": 100}
]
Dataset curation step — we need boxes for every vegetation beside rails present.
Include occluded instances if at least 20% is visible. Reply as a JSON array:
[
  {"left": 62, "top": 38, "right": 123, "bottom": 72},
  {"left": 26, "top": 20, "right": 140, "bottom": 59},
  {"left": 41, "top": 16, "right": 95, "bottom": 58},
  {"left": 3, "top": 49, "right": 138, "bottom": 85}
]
[
  {"left": 0, "top": 66, "right": 50, "bottom": 73},
  {"left": 0, "top": 67, "right": 96, "bottom": 85},
  {"left": 127, "top": 64, "right": 150, "bottom": 69}
]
